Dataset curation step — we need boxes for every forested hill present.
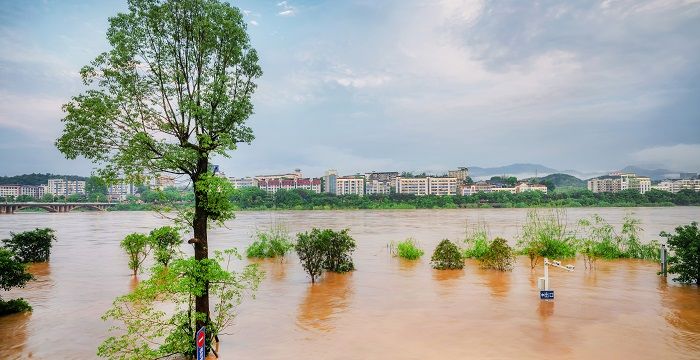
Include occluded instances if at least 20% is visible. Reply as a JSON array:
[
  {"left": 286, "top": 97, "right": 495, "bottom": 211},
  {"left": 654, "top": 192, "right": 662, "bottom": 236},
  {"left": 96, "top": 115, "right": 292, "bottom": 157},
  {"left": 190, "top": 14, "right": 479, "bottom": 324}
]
[
  {"left": 538, "top": 173, "right": 586, "bottom": 188},
  {"left": 0, "top": 173, "right": 88, "bottom": 186}
]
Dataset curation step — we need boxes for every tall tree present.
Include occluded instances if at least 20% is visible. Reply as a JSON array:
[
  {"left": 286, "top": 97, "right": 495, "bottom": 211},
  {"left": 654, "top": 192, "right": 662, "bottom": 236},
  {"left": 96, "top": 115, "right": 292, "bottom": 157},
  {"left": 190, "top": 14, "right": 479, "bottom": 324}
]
[{"left": 56, "top": 0, "right": 261, "bottom": 337}]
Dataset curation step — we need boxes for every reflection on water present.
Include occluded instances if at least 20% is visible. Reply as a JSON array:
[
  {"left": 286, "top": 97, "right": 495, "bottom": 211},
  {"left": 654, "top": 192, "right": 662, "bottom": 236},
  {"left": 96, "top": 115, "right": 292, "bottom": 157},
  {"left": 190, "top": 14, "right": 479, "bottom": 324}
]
[{"left": 0, "top": 208, "right": 699, "bottom": 359}]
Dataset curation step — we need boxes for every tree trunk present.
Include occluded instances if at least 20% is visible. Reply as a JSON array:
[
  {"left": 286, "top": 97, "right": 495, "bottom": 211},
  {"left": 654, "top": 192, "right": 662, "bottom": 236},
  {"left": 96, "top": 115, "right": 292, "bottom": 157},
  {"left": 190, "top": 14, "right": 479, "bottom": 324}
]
[{"left": 192, "top": 156, "right": 209, "bottom": 336}]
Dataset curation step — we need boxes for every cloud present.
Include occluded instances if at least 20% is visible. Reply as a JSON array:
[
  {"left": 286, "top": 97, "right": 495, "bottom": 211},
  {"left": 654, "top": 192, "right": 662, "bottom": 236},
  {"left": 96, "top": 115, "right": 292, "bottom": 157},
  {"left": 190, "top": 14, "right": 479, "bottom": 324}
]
[
  {"left": 277, "top": 1, "right": 296, "bottom": 16},
  {"left": 631, "top": 144, "right": 700, "bottom": 171},
  {"left": 250, "top": 20, "right": 259, "bottom": 26}
]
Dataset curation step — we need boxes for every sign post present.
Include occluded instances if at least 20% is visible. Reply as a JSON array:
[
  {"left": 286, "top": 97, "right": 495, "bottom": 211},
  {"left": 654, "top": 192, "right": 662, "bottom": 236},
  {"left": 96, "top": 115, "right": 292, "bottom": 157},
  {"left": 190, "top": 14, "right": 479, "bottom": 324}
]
[
  {"left": 196, "top": 326, "right": 206, "bottom": 360},
  {"left": 538, "top": 258, "right": 574, "bottom": 300}
]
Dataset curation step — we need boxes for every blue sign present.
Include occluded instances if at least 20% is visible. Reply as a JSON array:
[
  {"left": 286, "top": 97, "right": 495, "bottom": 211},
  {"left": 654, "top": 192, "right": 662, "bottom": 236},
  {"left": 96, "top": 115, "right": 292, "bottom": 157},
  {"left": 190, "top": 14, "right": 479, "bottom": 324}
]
[
  {"left": 540, "top": 290, "right": 555, "bottom": 300},
  {"left": 196, "top": 326, "right": 206, "bottom": 360}
]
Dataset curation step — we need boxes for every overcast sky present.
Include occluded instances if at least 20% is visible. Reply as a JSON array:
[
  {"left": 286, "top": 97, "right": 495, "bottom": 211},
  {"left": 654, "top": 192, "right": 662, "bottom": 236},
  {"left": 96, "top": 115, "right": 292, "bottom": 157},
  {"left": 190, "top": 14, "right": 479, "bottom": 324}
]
[{"left": 1, "top": 0, "right": 699, "bottom": 177}]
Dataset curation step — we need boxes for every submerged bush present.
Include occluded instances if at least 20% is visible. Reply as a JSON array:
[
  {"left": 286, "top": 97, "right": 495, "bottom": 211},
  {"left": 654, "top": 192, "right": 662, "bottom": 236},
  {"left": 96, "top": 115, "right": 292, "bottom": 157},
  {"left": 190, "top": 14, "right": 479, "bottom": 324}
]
[
  {"left": 481, "top": 237, "right": 515, "bottom": 271},
  {"left": 517, "top": 209, "right": 577, "bottom": 269},
  {"left": 2, "top": 228, "right": 57, "bottom": 263},
  {"left": 578, "top": 214, "right": 661, "bottom": 268},
  {"left": 0, "top": 248, "right": 34, "bottom": 316},
  {"left": 463, "top": 222, "right": 490, "bottom": 259},
  {"left": 121, "top": 233, "right": 151, "bottom": 276},
  {"left": 395, "top": 238, "right": 424, "bottom": 260},
  {"left": 431, "top": 239, "right": 464, "bottom": 270},
  {"left": 149, "top": 226, "right": 182, "bottom": 267},
  {"left": 295, "top": 228, "right": 356, "bottom": 283},
  {"left": 246, "top": 223, "right": 294, "bottom": 258},
  {"left": 295, "top": 229, "right": 328, "bottom": 283},
  {"left": 662, "top": 222, "right": 700, "bottom": 285}
]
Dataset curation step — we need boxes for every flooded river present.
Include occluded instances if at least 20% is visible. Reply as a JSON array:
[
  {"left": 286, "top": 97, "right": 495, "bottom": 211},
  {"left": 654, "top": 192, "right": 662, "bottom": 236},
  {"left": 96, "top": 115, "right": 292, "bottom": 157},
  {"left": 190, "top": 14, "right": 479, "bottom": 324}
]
[{"left": 1, "top": 207, "right": 699, "bottom": 359}]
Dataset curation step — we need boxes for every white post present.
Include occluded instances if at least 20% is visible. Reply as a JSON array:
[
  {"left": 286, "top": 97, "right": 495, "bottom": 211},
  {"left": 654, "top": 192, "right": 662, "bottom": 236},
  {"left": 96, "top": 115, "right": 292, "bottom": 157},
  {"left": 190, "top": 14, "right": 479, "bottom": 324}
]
[{"left": 544, "top": 258, "right": 549, "bottom": 291}]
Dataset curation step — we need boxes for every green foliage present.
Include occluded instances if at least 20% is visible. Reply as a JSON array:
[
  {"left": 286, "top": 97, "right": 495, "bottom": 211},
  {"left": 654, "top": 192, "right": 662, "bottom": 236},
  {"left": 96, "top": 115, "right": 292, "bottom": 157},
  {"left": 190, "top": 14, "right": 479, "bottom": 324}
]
[
  {"left": 462, "top": 222, "right": 490, "bottom": 259},
  {"left": 0, "top": 248, "right": 34, "bottom": 316},
  {"left": 120, "top": 233, "right": 150, "bottom": 276},
  {"left": 148, "top": 226, "right": 182, "bottom": 267},
  {"left": 394, "top": 238, "right": 424, "bottom": 260},
  {"left": 578, "top": 215, "right": 660, "bottom": 268},
  {"left": 295, "top": 228, "right": 356, "bottom": 283},
  {"left": 661, "top": 222, "right": 700, "bottom": 284},
  {"left": 98, "top": 249, "right": 263, "bottom": 359},
  {"left": 517, "top": 209, "right": 576, "bottom": 269},
  {"left": 0, "top": 298, "right": 32, "bottom": 316},
  {"left": 86, "top": 176, "right": 108, "bottom": 201},
  {"left": 321, "top": 229, "right": 356, "bottom": 272},
  {"left": 431, "top": 239, "right": 464, "bottom": 270},
  {"left": 2, "top": 228, "right": 57, "bottom": 263},
  {"left": 196, "top": 174, "right": 237, "bottom": 225},
  {"left": 481, "top": 237, "right": 515, "bottom": 271},
  {"left": 295, "top": 230, "right": 327, "bottom": 283},
  {"left": 246, "top": 223, "right": 294, "bottom": 258}
]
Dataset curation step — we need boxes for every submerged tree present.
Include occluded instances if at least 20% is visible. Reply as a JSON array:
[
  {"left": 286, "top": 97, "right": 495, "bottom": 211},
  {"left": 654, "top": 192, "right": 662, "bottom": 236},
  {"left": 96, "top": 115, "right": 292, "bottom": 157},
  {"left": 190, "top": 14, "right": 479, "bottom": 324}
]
[
  {"left": 0, "top": 248, "right": 35, "bottom": 315},
  {"left": 121, "top": 233, "right": 151, "bottom": 276},
  {"left": 431, "top": 239, "right": 464, "bottom": 270},
  {"left": 55, "top": 0, "right": 262, "bottom": 348},
  {"left": 2, "top": 228, "right": 57, "bottom": 263},
  {"left": 149, "top": 226, "right": 182, "bottom": 267},
  {"left": 662, "top": 222, "right": 700, "bottom": 285}
]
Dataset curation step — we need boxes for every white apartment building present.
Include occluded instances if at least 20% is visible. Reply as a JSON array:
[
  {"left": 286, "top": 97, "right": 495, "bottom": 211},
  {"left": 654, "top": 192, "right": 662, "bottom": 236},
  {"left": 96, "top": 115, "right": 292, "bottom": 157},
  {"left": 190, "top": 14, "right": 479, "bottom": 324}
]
[
  {"left": 395, "top": 177, "right": 429, "bottom": 196},
  {"left": 366, "top": 179, "right": 392, "bottom": 195},
  {"left": 150, "top": 175, "right": 176, "bottom": 190},
  {"left": 0, "top": 185, "right": 21, "bottom": 198},
  {"left": 447, "top": 167, "right": 469, "bottom": 182},
  {"left": 47, "top": 179, "right": 86, "bottom": 196},
  {"left": 652, "top": 179, "right": 700, "bottom": 193},
  {"left": 514, "top": 183, "right": 548, "bottom": 194},
  {"left": 336, "top": 177, "right": 365, "bottom": 196},
  {"left": 428, "top": 177, "right": 458, "bottom": 196},
  {"left": 461, "top": 182, "right": 495, "bottom": 195},
  {"left": 20, "top": 185, "right": 46, "bottom": 198},
  {"left": 254, "top": 169, "right": 303, "bottom": 182},
  {"left": 108, "top": 182, "right": 137, "bottom": 202},
  {"left": 588, "top": 173, "right": 651, "bottom": 194},
  {"left": 395, "top": 177, "right": 458, "bottom": 196},
  {"left": 257, "top": 178, "right": 322, "bottom": 194},
  {"left": 229, "top": 177, "right": 257, "bottom": 189}
]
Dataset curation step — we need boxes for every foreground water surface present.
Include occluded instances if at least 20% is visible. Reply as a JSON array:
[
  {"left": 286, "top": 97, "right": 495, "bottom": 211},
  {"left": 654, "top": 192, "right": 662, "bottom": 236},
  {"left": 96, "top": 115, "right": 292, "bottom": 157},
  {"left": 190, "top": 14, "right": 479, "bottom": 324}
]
[{"left": 1, "top": 207, "right": 699, "bottom": 359}]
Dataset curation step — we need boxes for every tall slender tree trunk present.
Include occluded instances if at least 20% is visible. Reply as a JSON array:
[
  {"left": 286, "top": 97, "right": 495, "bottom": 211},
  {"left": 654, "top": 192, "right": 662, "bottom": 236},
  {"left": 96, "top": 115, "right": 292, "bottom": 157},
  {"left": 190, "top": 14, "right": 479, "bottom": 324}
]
[{"left": 193, "top": 156, "right": 209, "bottom": 334}]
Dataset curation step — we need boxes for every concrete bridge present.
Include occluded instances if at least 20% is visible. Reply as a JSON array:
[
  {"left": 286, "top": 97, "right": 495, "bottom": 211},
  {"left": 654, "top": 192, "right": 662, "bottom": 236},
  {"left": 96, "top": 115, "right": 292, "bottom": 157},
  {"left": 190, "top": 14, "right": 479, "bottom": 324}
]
[{"left": 0, "top": 202, "right": 117, "bottom": 214}]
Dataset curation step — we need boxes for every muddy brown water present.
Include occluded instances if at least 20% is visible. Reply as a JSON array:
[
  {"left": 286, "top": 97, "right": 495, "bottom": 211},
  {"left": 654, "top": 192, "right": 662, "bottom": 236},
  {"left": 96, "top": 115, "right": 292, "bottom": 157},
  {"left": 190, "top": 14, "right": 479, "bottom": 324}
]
[{"left": 0, "top": 208, "right": 699, "bottom": 359}]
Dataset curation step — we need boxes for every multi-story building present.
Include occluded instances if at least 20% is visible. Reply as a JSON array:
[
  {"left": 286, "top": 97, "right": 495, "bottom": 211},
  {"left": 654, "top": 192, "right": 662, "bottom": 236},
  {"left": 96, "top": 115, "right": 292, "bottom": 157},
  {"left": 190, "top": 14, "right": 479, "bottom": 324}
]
[
  {"left": 679, "top": 172, "right": 698, "bottom": 180},
  {"left": 254, "top": 169, "right": 303, "bottom": 182},
  {"left": 257, "top": 178, "right": 322, "bottom": 194},
  {"left": 336, "top": 176, "right": 365, "bottom": 196},
  {"left": 652, "top": 179, "right": 700, "bottom": 193},
  {"left": 47, "top": 179, "right": 86, "bottom": 196},
  {"left": 491, "top": 187, "right": 517, "bottom": 194},
  {"left": 447, "top": 167, "right": 469, "bottom": 182},
  {"left": 229, "top": 177, "right": 257, "bottom": 189},
  {"left": 588, "top": 173, "right": 651, "bottom": 194},
  {"left": 0, "top": 185, "right": 21, "bottom": 198},
  {"left": 150, "top": 175, "right": 176, "bottom": 190},
  {"left": 514, "top": 183, "right": 548, "bottom": 194},
  {"left": 108, "top": 182, "right": 137, "bottom": 202},
  {"left": 461, "top": 182, "right": 494, "bottom": 195},
  {"left": 395, "top": 177, "right": 458, "bottom": 196},
  {"left": 366, "top": 179, "right": 392, "bottom": 195},
  {"left": 323, "top": 169, "right": 338, "bottom": 194},
  {"left": 20, "top": 185, "right": 45, "bottom": 198},
  {"left": 428, "top": 177, "right": 458, "bottom": 196},
  {"left": 395, "top": 177, "right": 429, "bottom": 196}
]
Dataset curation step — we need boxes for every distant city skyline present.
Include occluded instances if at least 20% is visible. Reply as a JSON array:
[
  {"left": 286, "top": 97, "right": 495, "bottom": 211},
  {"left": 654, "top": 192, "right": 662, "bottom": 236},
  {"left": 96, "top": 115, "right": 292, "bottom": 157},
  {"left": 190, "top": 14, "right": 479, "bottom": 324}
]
[{"left": 1, "top": 0, "right": 699, "bottom": 176}]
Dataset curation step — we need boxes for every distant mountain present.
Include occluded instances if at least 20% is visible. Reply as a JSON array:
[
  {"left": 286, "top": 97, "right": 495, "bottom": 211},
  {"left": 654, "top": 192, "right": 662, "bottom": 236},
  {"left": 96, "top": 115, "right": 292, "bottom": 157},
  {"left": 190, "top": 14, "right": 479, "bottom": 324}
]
[
  {"left": 0, "top": 173, "right": 89, "bottom": 186},
  {"left": 469, "top": 163, "right": 558, "bottom": 180}
]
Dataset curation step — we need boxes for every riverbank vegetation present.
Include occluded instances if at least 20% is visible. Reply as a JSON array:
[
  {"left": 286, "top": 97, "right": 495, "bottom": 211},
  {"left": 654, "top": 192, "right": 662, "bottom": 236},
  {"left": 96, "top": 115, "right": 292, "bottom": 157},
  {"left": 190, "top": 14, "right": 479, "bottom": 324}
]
[
  {"left": 481, "top": 238, "right": 515, "bottom": 271},
  {"left": 0, "top": 248, "right": 34, "bottom": 315},
  {"left": 662, "top": 222, "right": 700, "bottom": 285},
  {"left": 390, "top": 238, "right": 424, "bottom": 260},
  {"left": 2, "top": 228, "right": 57, "bottom": 263},
  {"left": 246, "top": 223, "right": 294, "bottom": 258}
]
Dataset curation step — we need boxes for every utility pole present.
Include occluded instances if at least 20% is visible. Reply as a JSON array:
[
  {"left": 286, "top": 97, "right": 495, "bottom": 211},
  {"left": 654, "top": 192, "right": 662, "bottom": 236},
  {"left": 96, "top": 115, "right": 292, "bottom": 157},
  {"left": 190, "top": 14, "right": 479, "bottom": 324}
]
[{"left": 538, "top": 258, "right": 575, "bottom": 300}]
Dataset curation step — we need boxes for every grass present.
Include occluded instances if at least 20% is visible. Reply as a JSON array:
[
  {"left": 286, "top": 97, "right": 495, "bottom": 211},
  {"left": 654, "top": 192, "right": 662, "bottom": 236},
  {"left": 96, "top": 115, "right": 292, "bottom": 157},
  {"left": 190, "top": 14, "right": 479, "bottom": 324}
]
[
  {"left": 246, "top": 222, "right": 294, "bottom": 258},
  {"left": 395, "top": 238, "right": 424, "bottom": 260}
]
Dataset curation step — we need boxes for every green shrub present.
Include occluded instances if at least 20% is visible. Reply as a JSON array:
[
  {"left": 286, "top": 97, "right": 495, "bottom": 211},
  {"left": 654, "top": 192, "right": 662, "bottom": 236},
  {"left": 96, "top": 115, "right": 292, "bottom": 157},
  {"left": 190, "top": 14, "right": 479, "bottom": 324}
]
[
  {"left": 0, "top": 298, "right": 32, "bottom": 316},
  {"left": 395, "top": 238, "right": 424, "bottom": 260},
  {"left": 295, "top": 229, "right": 327, "bottom": 283},
  {"left": 320, "top": 228, "right": 356, "bottom": 272},
  {"left": 662, "top": 222, "right": 700, "bottom": 284},
  {"left": 518, "top": 209, "right": 576, "bottom": 269},
  {"left": 431, "top": 239, "right": 464, "bottom": 270},
  {"left": 0, "top": 248, "right": 34, "bottom": 316},
  {"left": 463, "top": 223, "right": 490, "bottom": 259},
  {"left": 481, "top": 237, "right": 515, "bottom": 271},
  {"left": 2, "top": 228, "right": 56, "bottom": 263},
  {"left": 149, "top": 226, "right": 182, "bottom": 266},
  {"left": 121, "top": 233, "right": 151, "bottom": 276},
  {"left": 246, "top": 223, "right": 294, "bottom": 258},
  {"left": 578, "top": 215, "right": 660, "bottom": 268}
]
